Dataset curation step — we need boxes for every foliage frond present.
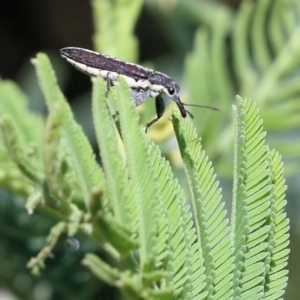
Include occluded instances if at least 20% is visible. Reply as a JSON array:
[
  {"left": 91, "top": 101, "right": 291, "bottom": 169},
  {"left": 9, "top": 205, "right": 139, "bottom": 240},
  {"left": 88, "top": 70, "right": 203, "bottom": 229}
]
[
  {"left": 180, "top": 0, "right": 300, "bottom": 175},
  {"left": 92, "top": 77, "right": 132, "bottom": 225},
  {"left": 173, "top": 109, "right": 233, "bottom": 298},
  {"left": 263, "top": 150, "right": 290, "bottom": 298},
  {"left": 33, "top": 53, "right": 105, "bottom": 210},
  {"left": 0, "top": 115, "right": 43, "bottom": 184},
  {"left": 91, "top": 0, "right": 142, "bottom": 62},
  {"left": 232, "top": 96, "right": 289, "bottom": 299},
  {"left": 231, "top": 0, "right": 300, "bottom": 168},
  {"left": 42, "top": 106, "right": 81, "bottom": 211},
  {"left": 0, "top": 79, "right": 44, "bottom": 195},
  {"left": 147, "top": 138, "right": 203, "bottom": 298},
  {"left": 115, "top": 77, "right": 160, "bottom": 272},
  {"left": 0, "top": 80, "right": 44, "bottom": 152}
]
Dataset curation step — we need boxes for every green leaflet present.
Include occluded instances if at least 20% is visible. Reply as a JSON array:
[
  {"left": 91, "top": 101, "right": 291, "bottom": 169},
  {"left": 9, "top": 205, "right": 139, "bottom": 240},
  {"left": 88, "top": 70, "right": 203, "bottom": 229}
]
[
  {"left": 34, "top": 53, "right": 105, "bottom": 210},
  {"left": 0, "top": 79, "right": 44, "bottom": 196},
  {"left": 115, "top": 77, "right": 160, "bottom": 272},
  {"left": 82, "top": 253, "right": 121, "bottom": 285},
  {"left": 92, "top": 77, "right": 132, "bottom": 225},
  {"left": 264, "top": 150, "right": 290, "bottom": 298},
  {"left": 173, "top": 110, "right": 233, "bottom": 299},
  {"left": 233, "top": 0, "right": 300, "bottom": 163},
  {"left": 27, "top": 221, "right": 67, "bottom": 276},
  {"left": 0, "top": 115, "right": 43, "bottom": 185},
  {"left": 42, "top": 103, "right": 82, "bottom": 213},
  {"left": 147, "top": 137, "right": 199, "bottom": 298},
  {"left": 0, "top": 79, "right": 44, "bottom": 153},
  {"left": 91, "top": 78, "right": 141, "bottom": 257},
  {"left": 181, "top": 0, "right": 300, "bottom": 175},
  {"left": 232, "top": 96, "right": 289, "bottom": 299},
  {"left": 91, "top": 0, "right": 142, "bottom": 62}
]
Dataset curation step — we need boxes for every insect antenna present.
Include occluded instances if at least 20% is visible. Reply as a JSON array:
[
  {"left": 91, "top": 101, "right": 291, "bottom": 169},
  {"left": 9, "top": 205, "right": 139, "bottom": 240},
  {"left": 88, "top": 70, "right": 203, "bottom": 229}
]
[
  {"left": 183, "top": 103, "right": 220, "bottom": 111},
  {"left": 182, "top": 103, "right": 220, "bottom": 119}
]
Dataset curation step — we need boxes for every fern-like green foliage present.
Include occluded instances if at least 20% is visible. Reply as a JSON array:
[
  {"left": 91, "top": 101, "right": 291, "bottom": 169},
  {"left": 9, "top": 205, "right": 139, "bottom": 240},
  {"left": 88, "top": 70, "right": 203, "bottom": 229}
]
[
  {"left": 179, "top": 0, "right": 300, "bottom": 175},
  {"left": 231, "top": 98, "right": 290, "bottom": 299},
  {"left": 0, "top": 79, "right": 44, "bottom": 196},
  {"left": 0, "top": 53, "right": 290, "bottom": 299},
  {"left": 91, "top": 0, "right": 142, "bottom": 62}
]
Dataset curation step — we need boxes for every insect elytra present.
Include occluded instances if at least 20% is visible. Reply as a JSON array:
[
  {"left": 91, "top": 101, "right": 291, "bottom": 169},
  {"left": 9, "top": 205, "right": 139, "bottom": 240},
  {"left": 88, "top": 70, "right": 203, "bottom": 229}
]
[{"left": 60, "top": 47, "right": 219, "bottom": 130}]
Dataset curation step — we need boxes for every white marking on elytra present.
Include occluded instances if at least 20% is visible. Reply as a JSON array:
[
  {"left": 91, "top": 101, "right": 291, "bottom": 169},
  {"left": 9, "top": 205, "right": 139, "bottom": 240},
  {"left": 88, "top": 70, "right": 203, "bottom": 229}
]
[
  {"left": 121, "top": 76, "right": 151, "bottom": 90},
  {"left": 65, "top": 56, "right": 165, "bottom": 101},
  {"left": 66, "top": 58, "right": 102, "bottom": 77}
]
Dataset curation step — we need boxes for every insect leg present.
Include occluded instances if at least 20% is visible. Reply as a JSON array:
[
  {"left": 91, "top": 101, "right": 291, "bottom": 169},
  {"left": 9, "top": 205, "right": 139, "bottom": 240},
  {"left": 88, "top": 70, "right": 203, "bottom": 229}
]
[{"left": 145, "top": 95, "right": 165, "bottom": 132}]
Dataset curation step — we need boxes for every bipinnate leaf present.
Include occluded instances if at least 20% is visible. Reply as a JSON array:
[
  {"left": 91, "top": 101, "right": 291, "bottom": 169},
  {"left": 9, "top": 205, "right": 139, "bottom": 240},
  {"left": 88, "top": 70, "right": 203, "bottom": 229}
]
[
  {"left": 232, "top": 0, "right": 300, "bottom": 167},
  {"left": 33, "top": 53, "right": 105, "bottom": 210},
  {"left": 231, "top": 96, "right": 289, "bottom": 299},
  {"left": 92, "top": 0, "right": 142, "bottom": 62},
  {"left": 115, "top": 76, "right": 160, "bottom": 272},
  {"left": 173, "top": 110, "right": 233, "bottom": 298},
  {"left": 82, "top": 253, "right": 122, "bottom": 286},
  {"left": 181, "top": 1, "right": 300, "bottom": 175},
  {"left": 0, "top": 79, "right": 44, "bottom": 152},
  {"left": 0, "top": 115, "right": 43, "bottom": 184},
  {"left": 147, "top": 138, "right": 200, "bottom": 298},
  {"left": 27, "top": 221, "right": 67, "bottom": 276},
  {"left": 263, "top": 150, "right": 290, "bottom": 298},
  {"left": 0, "top": 79, "right": 44, "bottom": 195},
  {"left": 92, "top": 77, "right": 132, "bottom": 226}
]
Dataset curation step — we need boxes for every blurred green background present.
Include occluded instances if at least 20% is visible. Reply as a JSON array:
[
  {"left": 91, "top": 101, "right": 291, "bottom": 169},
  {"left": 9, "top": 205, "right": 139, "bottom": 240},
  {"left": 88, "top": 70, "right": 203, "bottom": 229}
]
[{"left": 0, "top": 0, "right": 299, "bottom": 299}]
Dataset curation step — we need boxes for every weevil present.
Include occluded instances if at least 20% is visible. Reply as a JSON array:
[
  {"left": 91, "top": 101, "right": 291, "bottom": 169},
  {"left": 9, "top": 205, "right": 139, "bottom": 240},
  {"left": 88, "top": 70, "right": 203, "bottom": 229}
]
[{"left": 60, "top": 47, "right": 218, "bottom": 131}]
